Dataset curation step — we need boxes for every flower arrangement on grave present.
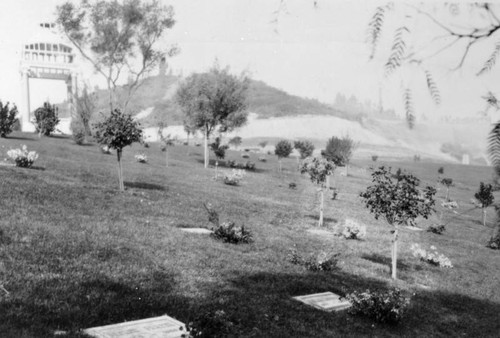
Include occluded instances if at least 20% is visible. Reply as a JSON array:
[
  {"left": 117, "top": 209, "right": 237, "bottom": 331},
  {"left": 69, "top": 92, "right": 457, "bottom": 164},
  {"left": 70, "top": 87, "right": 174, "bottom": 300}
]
[
  {"left": 203, "top": 203, "right": 253, "bottom": 244},
  {"left": 7, "top": 145, "right": 38, "bottom": 168},
  {"left": 410, "top": 243, "right": 453, "bottom": 268},
  {"left": 287, "top": 247, "right": 340, "bottom": 271},
  {"left": 341, "top": 219, "right": 367, "bottom": 240},
  {"left": 135, "top": 153, "right": 148, "bottom": 163},
  {"left": 223, "top": 169, "right": 244, "bottom": 186}
]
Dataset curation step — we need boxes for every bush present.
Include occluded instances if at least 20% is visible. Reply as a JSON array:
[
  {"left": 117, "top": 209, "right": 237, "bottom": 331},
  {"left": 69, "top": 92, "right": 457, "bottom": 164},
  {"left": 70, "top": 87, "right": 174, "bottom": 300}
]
[
  {"left": 438, "top": 167, "right": 444, "bottom": 175},
  {"left": 258, "top": 156, "right": 266, "bottom": 162},
  {"left": 324, "top": 135, "right": 356, "bottom": 166},
  {"left": 245, "top": 161, "right": 255, "bottom": 170},
  {"left": 241, "top": 153, "right": 250, "bottom": 159},
  {"left": 427, "top": 224, "right": 446, "bottom": 235},
  {"left": 274, "top": 140, "right": 293, "bottom": 159},
  {"left": 211, "top": 222, "right": 253, "bottom": 244},
  {"left": 289, "top": 182, "right": 297, "bottom": 189},
  {"left": 33, "top": 102, "right": 60, "bottom": 136},
  {"left": 227, "top": 160, "right": 236, "bottom": 168},
  {"left": 372, "top": 155, "right": 378, "bottom": 162},
  {"left": 287, "top": 249, "right": 340, "bottom": 271},
  {"left": 72, "top": 128, "right": 86, "bottom": 145},
  {"left": 181, "top": 309, "right": 236, "bottom": 338},
  {"left": 342, "top": 219, "right": 366, "bottom": 240},
  {"left": 294, "top": 140, "right": 315, "bottom": 159},
  {"left": 346, "top": 289, "right": 410, "bottom": 324},
  {"left": 7, "top": 145, "right": 38, "bottom": 168},
  {"left": 0, "top": 101, "right": 18, "bottom": 138},
  {"left": 210, "top": 137, "right": 229, "bottom": 160}
]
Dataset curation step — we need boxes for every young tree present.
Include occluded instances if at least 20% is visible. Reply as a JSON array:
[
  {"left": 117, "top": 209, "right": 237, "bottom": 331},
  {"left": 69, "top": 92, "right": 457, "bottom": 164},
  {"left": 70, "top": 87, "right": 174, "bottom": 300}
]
[
  {"left": 228, "top": 136, "right": 242, "bottom": 149},
  {"left": 176, "top": 65, "right": 249, "bottom": 168},
  {"left": 475, "top": 182, "right": 495, "bottom": 227},
  {"left": 56, "top": 0, "right": 177, "bottom": 112},
  {"left": 75, "top": 85, "right": 96, "bottom": 137},
  {"left": 0, "top": 101, "right": 18, "bottom": 138},
  {"left": 440, "top": 178, "right": 453, "bottom": 201},
  {"left": 258, "top": 140, "right": 268, "bottom": 151},
  {"left": 360, "top": 166, "right": 436, "bottom": 280},
  {"left": 211, "top": 136, "right": 229, "bottom": 161},
  {"left": 33, "top": 102, "right": 60, "bottom": 137},
  {"left": 94, "top": 109, "right": 143, "bottom": 191},
  {"left": 274, "top": 140, "right": 293, "bottom": 171},
  {"left": 323, "top": 135, "right": 357, "bottom": 175},
  {"left": 158, "top": 122, "right": 175, "bottom": 167},
  {"left": 300, "top": 157, "right": 335, "bottom": 227},
  {"left": 294, "top": 140, "right": 315, "bottom": 159}
]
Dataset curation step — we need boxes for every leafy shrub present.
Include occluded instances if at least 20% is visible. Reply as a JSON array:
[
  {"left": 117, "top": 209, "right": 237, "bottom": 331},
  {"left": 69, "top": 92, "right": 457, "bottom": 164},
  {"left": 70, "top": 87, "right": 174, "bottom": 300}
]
[
  {"left": 143, "top": 142, "right": 150, "bottom": 148},
  {"left": 212, "top": 222, "right": 253, "bottom": 244},
  {"left": 245, "top": 161, "right": 255, "bottom": 170},
  {"left": 203, "top": 203, "right": 253, "bottom": 244},
  {"left": 72, "top": 126, "right": 86, "bottom": 145},
  {"left": 289, "top": 182, "right": 297, "bottom": 189},
  {"left": 287, "top": 249, "right": 340, "bottom": 271},
  {"left": 427, "top": 224, "right": 446, "bottom": 234},
  {"left": 227, "top": 160, "right": 236, "bottom": 168},
  {"left": 371, "top": 155, "right": 378, "bottom": 162},
  {"left": 241, "top": 153, "right": 250, "bottom": 159},
  {"left": 274, "top": 140, "right": 293, "bottom": 159},
  {"left": 0, "top": 101, "right": 18, "bottom": 138},
  {"left": 411, "top": 243, "right": 453, "bottom": 268},
  {"left": 7, "top": 145, "right": 38, "bottom": 168},
  {"left": 438, "top": 167, "right": 444, "bottom": 175},
  {"left": 487, "top": 232, "right": 500, "bottom": 250},
  {"left": 181, "top": 309, "right": 236, "bottom": 338},
  {"left": 346, "top": 289, "right": 411, "bottom": 324},
  {"left": 413, "top": 154, "right": 421, "bottom": 162},
  {"left": 294, "top": 140, "right": 315, "bottom": 159},
  {"left": 228, "top": 136, "right": 242, "bottom": 149},
  {"left": 258, "top": 156, "right": 267, "bottom": 162},
  {"left": 135, "top": 154, "right": 148, "bottom": 163},
  {"left": 324, "top": 135, "right": 356, "bottom": 166},
  {"left": 342, "top": 219, "right": 366, "bottom": 240},
  {"left": 33, "top": 102, "right": 60, "bottom": 136}
]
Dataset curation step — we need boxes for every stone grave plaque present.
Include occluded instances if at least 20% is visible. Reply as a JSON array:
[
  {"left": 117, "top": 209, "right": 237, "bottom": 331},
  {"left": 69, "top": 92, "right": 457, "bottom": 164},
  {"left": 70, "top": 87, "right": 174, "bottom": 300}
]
[
  {"left": 84, "top": 315, "right": 185, "bottom": 338},
  {"left": 293, "top": 292, "right": 351, "bottom": 312},
  {"left": 179, "top": 228, "right": 212, "bottom": 234}
]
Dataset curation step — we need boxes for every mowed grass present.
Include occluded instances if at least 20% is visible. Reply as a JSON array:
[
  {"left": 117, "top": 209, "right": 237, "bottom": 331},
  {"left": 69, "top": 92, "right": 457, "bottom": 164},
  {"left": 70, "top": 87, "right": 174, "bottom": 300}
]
[{"left": 0, "top": 133, "right": 499, "bottom": 337}]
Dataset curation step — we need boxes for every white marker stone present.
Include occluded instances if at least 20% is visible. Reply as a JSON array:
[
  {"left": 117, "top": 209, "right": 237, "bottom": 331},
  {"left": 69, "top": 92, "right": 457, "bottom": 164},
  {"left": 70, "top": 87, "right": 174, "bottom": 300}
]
[
  {"left": 293, "top": 292, "right": 351, "bottom": 312},
  {"left": 84, "top": 315, "right": 185, "bottom": 338},
  {"left": 179, "top": 228, "right": 212, "bottom": 234}
]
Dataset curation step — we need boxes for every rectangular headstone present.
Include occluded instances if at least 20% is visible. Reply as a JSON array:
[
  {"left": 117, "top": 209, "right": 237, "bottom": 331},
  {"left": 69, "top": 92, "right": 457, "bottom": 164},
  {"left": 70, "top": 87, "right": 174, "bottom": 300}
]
[
  {"left": 293, "top": 292, "right": 351, "bottom": 312},
  {"left": 179, "top": 228, "right": 212, "bottom": 234},
  {"left": 84, "top": 315, "right": 185, "bottom": 338}
]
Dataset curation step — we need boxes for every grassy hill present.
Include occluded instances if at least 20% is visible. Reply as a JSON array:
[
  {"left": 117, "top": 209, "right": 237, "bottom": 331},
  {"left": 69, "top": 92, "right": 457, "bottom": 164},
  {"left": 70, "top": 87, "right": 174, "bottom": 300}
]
[
  {"left": 0, "top": 133, "right": 499, "bottom": 337},
  {"left": 93, "top": 75, "right": 362, "bottom": 127}
]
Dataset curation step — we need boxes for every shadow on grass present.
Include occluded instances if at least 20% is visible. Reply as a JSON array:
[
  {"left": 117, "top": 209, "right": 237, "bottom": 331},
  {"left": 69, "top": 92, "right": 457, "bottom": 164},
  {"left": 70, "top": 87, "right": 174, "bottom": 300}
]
[
  {"left": 184, "top": 270, "right": 500, "bottom": 337},
  {"left": 125, "top": 181, "right": 166, "bottom": 191},
  {"left": 305, "top": 214, "right": 339, "bottom": 224},
  {"left": 195, "top": 159, "right": 269, "bottom": 173},
  {"left": 2, "top": 136, "right": 36, "bottom": 141},
  {"left": 361, "top": 253, "right": 414, "bottom": 271}
]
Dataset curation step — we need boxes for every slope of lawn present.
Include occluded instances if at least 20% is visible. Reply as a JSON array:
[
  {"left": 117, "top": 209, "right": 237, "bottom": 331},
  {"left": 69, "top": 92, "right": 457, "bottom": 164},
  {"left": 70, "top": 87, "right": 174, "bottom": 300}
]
[{"left": 0, "top": 133, "right": 499, "bottom": 337}]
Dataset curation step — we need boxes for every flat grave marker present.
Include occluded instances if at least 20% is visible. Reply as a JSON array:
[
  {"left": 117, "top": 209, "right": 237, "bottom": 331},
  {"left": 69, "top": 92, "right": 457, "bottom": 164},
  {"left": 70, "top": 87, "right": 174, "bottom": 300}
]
[
  {"left": 179, "top": 228, "right": 212, "bottom": 234},
  {"left": 293, "top": 292, "right": 351, "bottom": 312},
  {"left": 84, "top": 315, "right": 185, "bottom": 338}
]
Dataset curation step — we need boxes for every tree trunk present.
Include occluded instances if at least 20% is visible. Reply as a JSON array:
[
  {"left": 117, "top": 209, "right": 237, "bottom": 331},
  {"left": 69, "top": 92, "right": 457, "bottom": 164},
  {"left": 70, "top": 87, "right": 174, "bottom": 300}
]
[
  {"left": 279, "top": 159, "right": 282, "bottom": 172},
  {"left": 446, "top": 187, "right": 450, "bottom": 201},
  {"left": 319, "top": 188, "right": 324, "bottom": 227},
  {"left": 215, "top": 161, "right": 218, "bottom": 179},
  {"left": 391, "top": 227, "right": 398, "bottom": 280},
  {"left": 483, "top": 208, "right": 486, "bottom": 227},
  {"left": 204, "top": 129, "right": 209, "bottom": 169},
  {"left": 345, "top": 164, "right": 349, "bottom": 176},
  {"left": 117, "top": 149, "right": 124, "bottom": 191},
  {"left": 107, "top": 79, "right": 113, "bottom": 113},
  {"left": 165, "top": 148, "right": 169, "bottom": 168},
  {"left": 186, "top": 134, "right": 190, "bottom": 155}
]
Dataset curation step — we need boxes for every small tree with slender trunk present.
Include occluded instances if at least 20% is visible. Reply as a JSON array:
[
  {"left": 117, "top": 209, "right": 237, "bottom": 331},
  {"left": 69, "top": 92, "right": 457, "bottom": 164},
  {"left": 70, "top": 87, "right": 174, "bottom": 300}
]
[
  {"left": 94, "top": 109, "right": 143, "bottom": 191},
  {"left": 275, "top": 140, "right": 293, "bottom": 171},
  {"left": 294, "top": 140, "right": 315, "bottom": 159},
  {"left": 158, "top": 122, "right": 175, "bottom": 167},
  {"left": 176, "top": 65, "right": 249, "bottom": 169},
  {"left": 440, "top": 178, "right": 453, "bottom": 201},
  {"left": 323, "top": 134, "right": 357, "bottom": 176},
  {"left": 228, "top": 136, "right": 242, "bottom": 150},
  {"left": 0, "top": 101, "right": 18, "bottom": 138},
  {"left": 300, "top": 157, "right": 335, "bottom": 227},
  {"left": 475, "top": 182, "right": 494, "bottom": 227},
  {"left": 360, "top": 166, "right": 436, "bottom": 280},
  {"left": 258, "top": 141, "right": 268, "bottom": 152}
]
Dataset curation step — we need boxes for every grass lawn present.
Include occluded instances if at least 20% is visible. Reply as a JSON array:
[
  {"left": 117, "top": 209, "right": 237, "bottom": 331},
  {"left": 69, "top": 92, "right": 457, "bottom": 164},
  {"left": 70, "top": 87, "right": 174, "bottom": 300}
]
[{"left": 0, "top": 132, "right": 499, "bottom": 337}]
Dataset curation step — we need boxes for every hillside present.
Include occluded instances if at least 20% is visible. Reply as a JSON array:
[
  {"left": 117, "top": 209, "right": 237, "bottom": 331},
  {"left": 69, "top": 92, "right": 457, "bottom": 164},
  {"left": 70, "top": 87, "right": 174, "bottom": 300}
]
[{"left": 93, "top": 74, "right": 363, "bottom": 127}]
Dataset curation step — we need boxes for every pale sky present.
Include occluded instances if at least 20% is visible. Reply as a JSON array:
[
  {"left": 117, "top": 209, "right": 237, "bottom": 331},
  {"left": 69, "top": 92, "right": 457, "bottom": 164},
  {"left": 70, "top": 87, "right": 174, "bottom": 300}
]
[{"left": 0, "top": 0, "right": 498, "bottom": 120}]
